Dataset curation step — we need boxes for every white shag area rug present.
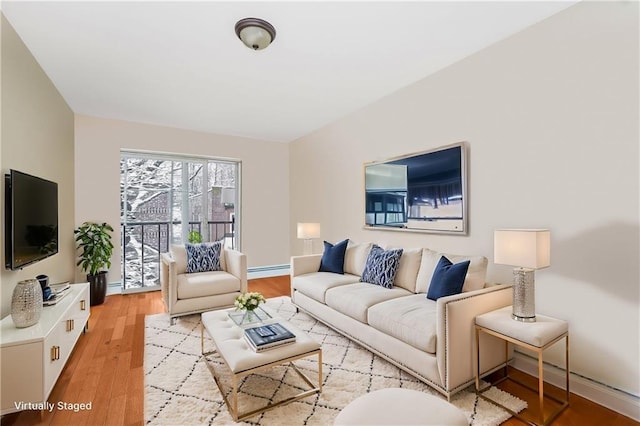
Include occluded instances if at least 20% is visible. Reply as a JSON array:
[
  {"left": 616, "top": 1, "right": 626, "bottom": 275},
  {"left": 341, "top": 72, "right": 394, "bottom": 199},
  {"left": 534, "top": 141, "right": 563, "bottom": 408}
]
[{"left": 145, "top": 297, "right": 526, "bottom": 425}]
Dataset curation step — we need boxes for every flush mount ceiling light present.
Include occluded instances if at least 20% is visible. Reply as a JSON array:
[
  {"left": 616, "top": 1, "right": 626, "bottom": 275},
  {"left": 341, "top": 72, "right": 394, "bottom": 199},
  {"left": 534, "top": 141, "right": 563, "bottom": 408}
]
[{"left": 235, "top": 17, "right": 276, "bottom": 51}]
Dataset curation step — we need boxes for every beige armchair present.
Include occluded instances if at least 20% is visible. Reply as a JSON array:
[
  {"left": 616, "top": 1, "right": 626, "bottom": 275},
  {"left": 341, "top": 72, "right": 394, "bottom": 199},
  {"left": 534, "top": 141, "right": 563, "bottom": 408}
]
[{"left": 160, "top": 244, "right": 247, "bottom": 324}]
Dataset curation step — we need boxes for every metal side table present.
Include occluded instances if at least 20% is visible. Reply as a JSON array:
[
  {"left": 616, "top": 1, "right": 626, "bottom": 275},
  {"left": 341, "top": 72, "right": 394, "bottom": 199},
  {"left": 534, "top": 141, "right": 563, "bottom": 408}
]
[{"left": 475, "top": 306, "right": 569, "bottom": 426}]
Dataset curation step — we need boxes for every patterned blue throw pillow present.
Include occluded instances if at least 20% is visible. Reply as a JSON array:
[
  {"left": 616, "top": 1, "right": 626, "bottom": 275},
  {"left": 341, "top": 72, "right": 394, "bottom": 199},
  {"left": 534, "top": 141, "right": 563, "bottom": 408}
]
[
  {"left": 360, "top": 245, "right": 404, "bottom": 289},
  {"left": 426, "top": 256, "right": 470, "bottom": 300},
  {"left": 185, "top": 242, "right": 222, "bottom": 273}
]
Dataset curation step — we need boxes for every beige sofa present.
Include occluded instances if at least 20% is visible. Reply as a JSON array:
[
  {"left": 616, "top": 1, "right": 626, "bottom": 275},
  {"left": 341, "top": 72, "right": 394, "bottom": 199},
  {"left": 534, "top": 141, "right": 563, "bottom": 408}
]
[
  {"left": 160, "top": 244, "right": 247, "bottom": 323},
  {"left": 291, "top": 241, "right": 512, "bottom": 399}
]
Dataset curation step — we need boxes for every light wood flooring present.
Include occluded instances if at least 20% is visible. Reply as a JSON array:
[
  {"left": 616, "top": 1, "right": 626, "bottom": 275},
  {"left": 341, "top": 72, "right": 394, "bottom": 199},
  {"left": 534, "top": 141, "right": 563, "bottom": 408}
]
[{"left": 2, "top": 276, "right": 637, "bottom": 426}]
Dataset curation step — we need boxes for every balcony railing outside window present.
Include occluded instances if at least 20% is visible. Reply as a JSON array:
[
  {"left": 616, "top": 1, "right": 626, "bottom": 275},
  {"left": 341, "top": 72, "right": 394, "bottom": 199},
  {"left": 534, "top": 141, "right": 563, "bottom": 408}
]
[{"left": 121, "top": 219, "right": 234, "bottom": 290}]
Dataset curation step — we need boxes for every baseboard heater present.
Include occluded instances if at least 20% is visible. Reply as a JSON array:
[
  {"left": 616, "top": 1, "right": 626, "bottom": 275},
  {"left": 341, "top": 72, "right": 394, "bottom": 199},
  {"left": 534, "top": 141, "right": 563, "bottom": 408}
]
[{"left": 248, "top": 264, "right": 290, "bottom": 279}]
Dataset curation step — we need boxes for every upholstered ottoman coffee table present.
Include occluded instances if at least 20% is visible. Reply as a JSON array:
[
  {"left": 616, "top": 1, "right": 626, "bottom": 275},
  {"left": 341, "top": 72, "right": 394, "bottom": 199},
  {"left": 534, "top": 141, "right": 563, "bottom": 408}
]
[
  {"left": 201, "top": 308, "right": 322, "bottom": 422},
  {"left": 334, "top": 388, "right": 468, "bottom": 425}
]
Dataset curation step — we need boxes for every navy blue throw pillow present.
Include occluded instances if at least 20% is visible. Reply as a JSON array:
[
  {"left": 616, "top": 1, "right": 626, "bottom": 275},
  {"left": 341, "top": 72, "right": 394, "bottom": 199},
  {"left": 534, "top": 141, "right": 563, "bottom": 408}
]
[
  {"left": 360, "top": 245, "right": 404, "bottom": 289},
  {"left": 426, "top": 256, "right": 470, "bottom": 300},
  {"left": 185, "top": 242, "right": 222, "bottom": 273},
  {"left": 319, "top": 239, "right": 349, "bottom": 274}
]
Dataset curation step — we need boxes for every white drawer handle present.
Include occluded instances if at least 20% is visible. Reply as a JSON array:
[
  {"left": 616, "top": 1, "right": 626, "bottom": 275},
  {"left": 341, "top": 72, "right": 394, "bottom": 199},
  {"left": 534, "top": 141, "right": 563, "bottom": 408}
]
[
  {"left": 66, "top": 319, "right": 75, "bottom": 332},
  {"left": 80, "top": 300, "right": 86, "bottom": 311}
]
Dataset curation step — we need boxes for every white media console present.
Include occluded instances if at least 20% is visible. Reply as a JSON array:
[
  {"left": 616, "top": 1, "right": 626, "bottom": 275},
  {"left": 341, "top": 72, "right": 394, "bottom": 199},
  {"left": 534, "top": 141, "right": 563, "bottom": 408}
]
[{"left": 1, "top": 283, "right": 90, "bottom": 414}]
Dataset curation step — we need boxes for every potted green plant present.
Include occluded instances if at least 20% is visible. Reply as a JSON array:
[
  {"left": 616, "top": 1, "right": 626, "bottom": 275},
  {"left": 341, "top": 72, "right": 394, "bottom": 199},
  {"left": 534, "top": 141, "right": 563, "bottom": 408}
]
[
  {"left": 74, "top": 222, "right": 114, "bottom": 306},
  {"left": 188, "top": 230, "right": 202, "bottom": 244}
]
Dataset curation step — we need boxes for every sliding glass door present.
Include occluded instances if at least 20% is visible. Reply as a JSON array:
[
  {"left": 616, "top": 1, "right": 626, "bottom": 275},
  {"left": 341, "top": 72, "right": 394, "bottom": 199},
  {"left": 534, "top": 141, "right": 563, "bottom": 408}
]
[{"left": 120, "top": 152, "right": 240, "bottom": 292}]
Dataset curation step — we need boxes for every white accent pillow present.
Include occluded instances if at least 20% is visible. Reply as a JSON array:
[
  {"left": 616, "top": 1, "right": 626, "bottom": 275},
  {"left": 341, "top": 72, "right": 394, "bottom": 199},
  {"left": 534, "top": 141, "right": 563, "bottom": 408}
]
[
  {"left": 415, "top": 248, "right": 487, "bottom": 294},
  {"left": 344, "top": 241, "right": 373, "bottom": 276},
  {"left": 392, "top": 248, "right": 423, "bottom": 292}
]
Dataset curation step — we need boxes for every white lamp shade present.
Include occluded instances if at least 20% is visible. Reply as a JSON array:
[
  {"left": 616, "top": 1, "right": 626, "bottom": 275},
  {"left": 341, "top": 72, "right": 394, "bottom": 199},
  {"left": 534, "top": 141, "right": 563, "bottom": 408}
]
[
  {"left": 297, "top": 223, "right": 320, "bottom": 239},
  {"left": 494, "top": 229, "right": 550, "bottom": 269}
]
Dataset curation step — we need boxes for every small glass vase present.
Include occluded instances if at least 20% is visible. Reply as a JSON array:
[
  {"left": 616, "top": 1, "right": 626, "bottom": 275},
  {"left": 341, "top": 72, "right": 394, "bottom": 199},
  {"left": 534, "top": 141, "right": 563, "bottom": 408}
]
[
  {"left": 11, "top": 279, "right": 43, "bottom": 328},
  {"left": 242, "top": 309, "right": 258, "bottom": 324}
]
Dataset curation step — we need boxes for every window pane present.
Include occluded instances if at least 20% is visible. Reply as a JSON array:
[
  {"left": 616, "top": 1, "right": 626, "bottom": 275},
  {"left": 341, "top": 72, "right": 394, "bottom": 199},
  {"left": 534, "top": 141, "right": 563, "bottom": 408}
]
[{"left": 121, "top": 153, "right": 239, "bottom": 291}]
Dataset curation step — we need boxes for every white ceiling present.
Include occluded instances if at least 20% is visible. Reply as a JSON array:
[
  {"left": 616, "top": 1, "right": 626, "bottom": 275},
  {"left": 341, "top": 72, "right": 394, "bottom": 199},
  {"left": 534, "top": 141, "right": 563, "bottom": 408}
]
[{"left": 2, "top": 1, "right": 576, "bottom": 142}]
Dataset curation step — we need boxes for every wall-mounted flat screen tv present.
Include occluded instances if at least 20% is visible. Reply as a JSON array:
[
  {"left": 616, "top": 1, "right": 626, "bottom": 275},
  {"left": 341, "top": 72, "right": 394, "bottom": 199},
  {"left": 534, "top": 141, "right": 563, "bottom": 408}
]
[
  {"left": 364, "top": 142, "right": 467, "bottom": 234},
  {"left": 5, "top": 169, "right": 59, "bottom": 270}
]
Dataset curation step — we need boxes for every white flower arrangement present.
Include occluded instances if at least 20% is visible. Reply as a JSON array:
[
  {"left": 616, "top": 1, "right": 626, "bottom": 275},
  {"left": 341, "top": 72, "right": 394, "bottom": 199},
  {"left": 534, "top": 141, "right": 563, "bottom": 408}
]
[{"left": 234, "top": 292, "right": 266, "bottom": 312}]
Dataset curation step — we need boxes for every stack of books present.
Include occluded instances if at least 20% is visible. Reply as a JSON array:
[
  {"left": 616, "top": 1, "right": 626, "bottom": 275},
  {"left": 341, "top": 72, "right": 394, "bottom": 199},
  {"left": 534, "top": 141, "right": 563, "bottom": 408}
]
[
  {"left": 244, "top": 323, "right": 296, "bottom": 352},
  {"left": 50, "top": 282, "right": 70, "bottom": 294},
  {"left": 43, "top": 282, "right": 71, "bottom": 306}
]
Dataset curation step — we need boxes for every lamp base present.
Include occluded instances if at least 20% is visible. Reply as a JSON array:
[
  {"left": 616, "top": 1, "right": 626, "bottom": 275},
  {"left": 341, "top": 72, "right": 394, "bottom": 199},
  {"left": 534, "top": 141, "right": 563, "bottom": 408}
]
[
  {"left": 303, "top": 239, "right": 313, "bottom": 256},
  {"left": 512, "top": 268, "right": 536, "bottom": 322},
  {"left": 511, "top": 313, "right": 536, "bottom": 322}
]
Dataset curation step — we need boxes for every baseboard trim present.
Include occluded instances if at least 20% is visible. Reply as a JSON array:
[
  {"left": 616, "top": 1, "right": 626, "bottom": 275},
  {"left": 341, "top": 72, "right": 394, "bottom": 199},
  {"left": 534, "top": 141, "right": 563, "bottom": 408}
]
[
  {"left": 512, "top": 352, "right": 640, "bottom": 422},
  {"left": 107, "top": 282, "right": 122, "bottom": 296},
  {"left": 248, "top": 264, "right": 290, "bottom": 279},
  {"left": 107, "top": 282, "right": 162, "bottom": 295}
]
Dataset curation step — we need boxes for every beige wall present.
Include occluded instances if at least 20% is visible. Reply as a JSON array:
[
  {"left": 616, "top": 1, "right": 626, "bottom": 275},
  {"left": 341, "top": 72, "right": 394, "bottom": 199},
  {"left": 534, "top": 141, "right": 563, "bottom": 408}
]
[
  {"left": 74, "top": 115, "right": 290, "bottom": 284},
  {"left": 1, "top": 15, "right": 75, "bottom": 318},
  {"left": 290, "top": 2, "right": 639, "bottom": 397}
]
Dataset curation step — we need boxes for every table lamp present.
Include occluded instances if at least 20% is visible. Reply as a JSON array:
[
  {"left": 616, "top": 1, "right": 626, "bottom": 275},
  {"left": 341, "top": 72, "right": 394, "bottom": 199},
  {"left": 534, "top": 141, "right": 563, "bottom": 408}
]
[
  {"left": 494, "top": 229, "right": 550, "bottom": 322},
  {"left": 297, "top": 223, "right": 320, "bottom": 255}
]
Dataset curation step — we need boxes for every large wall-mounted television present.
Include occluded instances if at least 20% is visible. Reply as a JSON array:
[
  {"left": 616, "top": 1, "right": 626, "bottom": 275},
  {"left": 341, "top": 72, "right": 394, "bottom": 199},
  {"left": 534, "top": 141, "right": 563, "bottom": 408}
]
[
  {"left": 4, "top": 169, "right": 59, "bottom": 270},
  {"left": 364, "top": 142, "right": 467, "bottom": 234}
]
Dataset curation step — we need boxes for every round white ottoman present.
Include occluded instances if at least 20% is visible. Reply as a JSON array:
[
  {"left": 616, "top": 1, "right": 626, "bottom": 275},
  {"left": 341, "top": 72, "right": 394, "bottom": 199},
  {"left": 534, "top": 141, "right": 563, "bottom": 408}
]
[{"left": 334, "top": 388, "right": 468, "bottom": 426}]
